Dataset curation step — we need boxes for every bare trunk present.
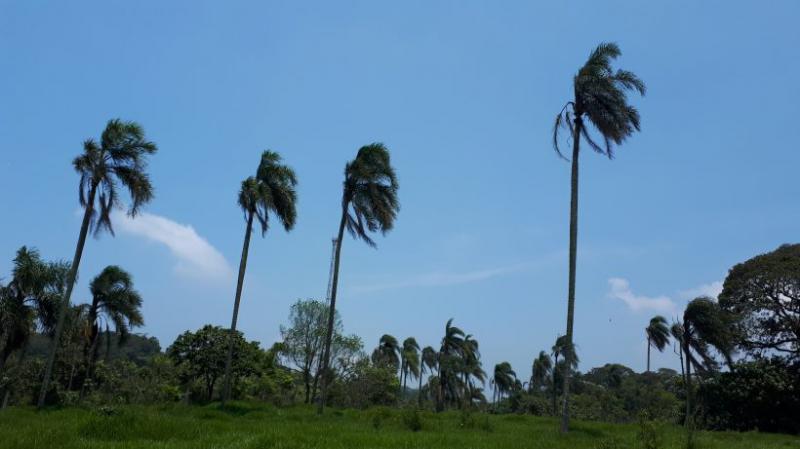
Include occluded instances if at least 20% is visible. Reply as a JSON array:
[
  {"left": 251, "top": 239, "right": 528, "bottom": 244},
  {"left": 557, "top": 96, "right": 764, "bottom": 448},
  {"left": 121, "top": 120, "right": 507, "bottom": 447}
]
[
  {"left": 561, "top": 117, "right": 582, "bottom": 433},
  {"left": 221, "top": 210, "right": 255, "bottom": 407},
  {"left": 647, "top": 336, "right": 651, "bottom": 372},
  {"left": 317, "top": 208, "right": 348, "bottom": 414},
  {"left": 38, "top": 183, "right": 97, "bottom": 408},
  {"left": 684, "top": 342, "right": 693, "bottom": 427}
]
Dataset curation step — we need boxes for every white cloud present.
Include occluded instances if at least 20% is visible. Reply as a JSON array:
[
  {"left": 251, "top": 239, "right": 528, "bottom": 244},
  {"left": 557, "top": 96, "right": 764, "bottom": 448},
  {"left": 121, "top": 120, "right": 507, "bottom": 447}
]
[
  {"left": 678, "top": 281, "right": 723, "bottom": 301},
  {"left": 607, "top": 278, "right": 676, "bottom": 314},
  {"left": 113, "top": 211, "right": 233, "bottom": 282},
  {"left": 352, "top": 263, "right": 528, "bottom": 294}
]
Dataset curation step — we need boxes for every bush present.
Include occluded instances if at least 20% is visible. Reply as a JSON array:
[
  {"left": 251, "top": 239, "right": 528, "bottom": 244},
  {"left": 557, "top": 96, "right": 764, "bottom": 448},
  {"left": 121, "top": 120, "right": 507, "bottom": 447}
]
[
  {"left": 401, "top": 408, "right": 422, "bottom": 432},
  {"left": 369, "top": 407, "right": 393, "bottom": 430},
  {"left": 637, "top": 410, "right": 660, "bottom": 449}
]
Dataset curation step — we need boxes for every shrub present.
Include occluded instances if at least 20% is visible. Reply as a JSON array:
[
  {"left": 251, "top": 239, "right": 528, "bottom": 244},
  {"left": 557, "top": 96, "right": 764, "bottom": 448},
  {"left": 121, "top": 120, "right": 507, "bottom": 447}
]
[{"left": 402, "top": 408, "right": 422, "bottom": 432}]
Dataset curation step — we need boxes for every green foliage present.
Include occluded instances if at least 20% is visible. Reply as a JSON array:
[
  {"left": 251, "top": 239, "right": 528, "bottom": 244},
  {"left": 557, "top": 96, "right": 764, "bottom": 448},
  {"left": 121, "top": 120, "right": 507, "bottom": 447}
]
[
  {"left": 637, "top": 410, "right": 660, "bottom": 449},
  {"left": 166, "top": 325, "right": 261, "bottom": 402},
  {"left": 401, "top": 407, "right": 423, "bottom": 432},
  {"left": 719, "top": 243, "right": 800, "bottom": 360},
  {"left": 696, "top": 358, "right": 800, "bottom": 434}
]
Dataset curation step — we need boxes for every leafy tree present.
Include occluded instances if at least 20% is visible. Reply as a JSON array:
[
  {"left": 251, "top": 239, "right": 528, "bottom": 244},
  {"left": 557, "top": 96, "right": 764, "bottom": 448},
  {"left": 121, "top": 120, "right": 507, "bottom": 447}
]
[
  {"left": 530, "top": 351, "right": 552, "bottom": 392},
  {"left": 680, "top": 297, "right": 735, "bottom": 426},
  {"left": 222, "top": 150, "right": 297, "bottom": 406},
  {"left": 318, "top": 143, "right": 399, "bottom": 413},
  {"left": 696, "top": 357, "right": 800, "bottom": 434},
  {"left": 39, "top": 119, "right": 158, "bottom": 408},
  {"left": 400, "top": 337, "right": 420, "bottom": 396},
  {"left": 280, "top": 299, "right": 337, "bottom": 404},
  {"left": 167, "top": 325, "right": 260, "bottom": 401},
  {"left": 645, "top": 315, "right": 670, "bottom": 372},
  {"left": 78, "top": 265, "right": 143, "bottom": 398},
  {"left": 718, "top": 243, "right": 800, "bottom": 360},
  {"left": 552, "top": 42, "right": 645, "bottom": 432}
]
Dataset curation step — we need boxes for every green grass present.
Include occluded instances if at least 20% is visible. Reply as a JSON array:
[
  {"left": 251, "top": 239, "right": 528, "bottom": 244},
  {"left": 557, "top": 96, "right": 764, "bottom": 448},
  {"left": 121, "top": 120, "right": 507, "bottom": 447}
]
[{"left": 0, "top": 403, "right": 797, "bottom": 449}]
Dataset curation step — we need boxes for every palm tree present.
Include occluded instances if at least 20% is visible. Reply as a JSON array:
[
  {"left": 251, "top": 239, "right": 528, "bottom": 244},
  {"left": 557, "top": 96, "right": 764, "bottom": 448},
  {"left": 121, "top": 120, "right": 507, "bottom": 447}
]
[
  {"left": 78, "top": 266, "right": 143, "bottom": 398},
  {"left": 552, "top": 42, "right": 645, "bottom": 432},
  {"left": 318, "top": 143, "right": 399, "bottom": 414},
  {"left": 437, "top": 318, "right": 465, "bottom": 411},
  {"left": 400, "top": 337, "right": 420, "bottom": 396},
  {"left": 221, "top": 151, "right": 297, "bottom": 406},
  {"left": 419, "top": 346, "right": 437, "bottom": 407},
  {"left": 372, "top": 334, "right": 401, "bottom": 371},
  {"left": 0, "top": 248, "right": 66, "bottom": 376},
  {"left": 493, "top": 362, "right": 516, "bottom": 403},
  {"left": 38, "top": 119, "right": 157, "bottom": 408},
  {"left": 645, "top": 315, "right": 670, "bottom": 372},
  {"left": 460, "top": 334, "right": 485, "bottom": 407},
  {"left": 551, "top": 335, "right": 578, "bottom": 415},
  {"left": 530, "top": 350, "right": 552, "bottom": 392},
  {"left": 680, "top": 297, "right": 735, "bottom": 427}
]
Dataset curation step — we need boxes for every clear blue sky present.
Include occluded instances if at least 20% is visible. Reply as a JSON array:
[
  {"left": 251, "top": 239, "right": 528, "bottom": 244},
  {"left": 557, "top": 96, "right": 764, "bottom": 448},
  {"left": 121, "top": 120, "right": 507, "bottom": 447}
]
[{"left": 2, "top": 1, "right": 799, "bottom": 377}]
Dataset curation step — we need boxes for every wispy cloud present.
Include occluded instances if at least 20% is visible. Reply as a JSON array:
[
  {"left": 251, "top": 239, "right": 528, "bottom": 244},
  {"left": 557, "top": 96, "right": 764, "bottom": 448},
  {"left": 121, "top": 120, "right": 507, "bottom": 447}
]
[
  {"left": 678, "top": 281, "right": 723, "bottom": 301},
  {"left": 113, "top": 211, "right": 233, "bottom": 282},
  {"left": 607, "top": 278, "right": 676, "bottom": 314},
  {"left": 351, "top": 263, "right": 529, "bottom": 294}
]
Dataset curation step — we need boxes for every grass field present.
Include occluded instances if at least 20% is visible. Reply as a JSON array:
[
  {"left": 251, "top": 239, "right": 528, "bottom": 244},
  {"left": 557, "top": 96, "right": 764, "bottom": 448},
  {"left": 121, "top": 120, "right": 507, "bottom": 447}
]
[{"left": 0, "top": 403, "right": 797, "bottom": 449}]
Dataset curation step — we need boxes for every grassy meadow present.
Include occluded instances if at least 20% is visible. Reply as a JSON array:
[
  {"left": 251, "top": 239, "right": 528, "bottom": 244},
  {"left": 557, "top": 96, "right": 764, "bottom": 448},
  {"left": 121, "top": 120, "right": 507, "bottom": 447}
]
[{"left": 1, "top": 403, "right": 797, "bottom": 449}]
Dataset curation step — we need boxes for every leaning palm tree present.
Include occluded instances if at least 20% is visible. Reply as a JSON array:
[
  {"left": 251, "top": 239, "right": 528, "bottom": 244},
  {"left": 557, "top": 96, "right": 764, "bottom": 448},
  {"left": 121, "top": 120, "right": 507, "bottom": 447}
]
[
  {"left": 38, "top": 119, "right": 157, "bottom": 408},
  {"left": 318, "top": 143, "right": 399, "bottom": 414},
  {"left": 400, "top": 337, "right": 420, "bottom": 395},
  {"left": 645, "top": 315, "right": 670, "bottom": 372},
  {"left": 419, "top": 345, "right": 437, "bottom": 407},
  {"left": 531, "top": 350, "right": 552, "bottom": 392},
  {"left": 77, "top": 265, "right": 143, "bottom": 399},
  {"left": 372, "top": 334, "right": 401, "bottom": 371},
  {"left": 680, "top": 297, "right": 735, "bottom": 427},
  {"left": 493, "top": 362, "right": 516, "bottom": 402},
  {"left": 221, "top": 151, "right": 297, "bottom": 406},
  {"left": 552, "top": 42, "right": 645, "bottom": 432}
]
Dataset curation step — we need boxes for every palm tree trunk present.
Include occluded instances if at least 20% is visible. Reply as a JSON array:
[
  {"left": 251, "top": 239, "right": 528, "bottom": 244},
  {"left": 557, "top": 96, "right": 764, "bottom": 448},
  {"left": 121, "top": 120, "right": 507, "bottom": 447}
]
[
  {"left": 317, "top": 208, "right": 348, "bottom": 414},
  {"left": 684, "top": 342, "right": 693, "bottom": 428},
  {"left": 552, "top": 354, "right": 558, "bottom": 416},
  {"left": 561, "top": 118, "right": 582, "bottom": 433},
  {"left": 221, "top": 210, "right": 255, "bottom": 407},
  {"left": 79, "top": 325, "right": 102, "bottom": 401},
  {"left": 417, "top": 371, "right": 423, "bottom": 408},
  {"left": 647, "top": 336, "right": 651, "bottom": 372},
  {"left": 38, "top": 183, "right": 97, "bottom": 409}
]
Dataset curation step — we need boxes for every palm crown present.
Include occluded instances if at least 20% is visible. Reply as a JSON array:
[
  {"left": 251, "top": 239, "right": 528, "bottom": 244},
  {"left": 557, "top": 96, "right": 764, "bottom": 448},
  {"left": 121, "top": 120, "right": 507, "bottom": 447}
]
[
  {"left": 238, "top": 151, "right": 298, "bottom": 235},
  {"left": 646, "top": 315, "right": 670, "bottom": 352},
  {"left": 85, "top": 265, "right": 144, "bottom": 342},
  {"left": 553, "top": 42, "right": 646, "bottom": 159},
  {"left": 73, "top": 119, "right": 158, "bottom": 236},
  {"left": 342, "top": 143, "right": 399, "bottom": 247}
]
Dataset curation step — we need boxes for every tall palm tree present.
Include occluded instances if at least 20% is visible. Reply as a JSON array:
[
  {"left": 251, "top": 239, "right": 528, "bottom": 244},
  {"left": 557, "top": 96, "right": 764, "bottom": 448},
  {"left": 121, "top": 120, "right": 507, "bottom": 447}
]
[
  {"left": 460, "top": 334, "right": 485, "bottom": 407},
  {"left": 437, "top": 318, "right": 465, "bottom": 411},
  {"left": 318, "top": 143, "right": 399, "bottom": 414},
  {"left": 552, "top": 42, "right": 645, "bottom": 432},
  {"left": 645, "top": 315, "right": 670, "bottom": 372},
  {"left": 493, "top": 362, "right": 516, "bottom": 402},
  {"left": 38, "top": 119, "right": 157, "bottom": 408},
  {"left": 530, "top": 350, "right": 552, "bottom": 392},
  {"left": 221, "top": 151, "right": 297, "bottom": 406},
  {"left": 78, "top": 266, "right": 143, "bottom": 398},
  {"left": 419, "top": 345, "right": 437, "bottom": 407},
  {"left": 400, "top": 337, "right": 420, "bottom": 395},
  {"left": 680, "top": 297, "right": 735, "bottom": 426}
]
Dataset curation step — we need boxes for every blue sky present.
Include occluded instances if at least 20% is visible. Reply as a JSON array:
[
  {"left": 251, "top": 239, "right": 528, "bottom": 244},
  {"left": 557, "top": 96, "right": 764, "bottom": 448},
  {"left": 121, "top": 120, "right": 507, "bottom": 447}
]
[{"left": 2, "top": 1, "right": 799, "bottom": 378}]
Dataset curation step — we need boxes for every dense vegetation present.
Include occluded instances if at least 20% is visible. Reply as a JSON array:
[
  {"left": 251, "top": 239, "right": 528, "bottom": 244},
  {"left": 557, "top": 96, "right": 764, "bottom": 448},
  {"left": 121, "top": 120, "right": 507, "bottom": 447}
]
[{"left": 1, "top": 42, "right": 799, "bottom": 448}]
